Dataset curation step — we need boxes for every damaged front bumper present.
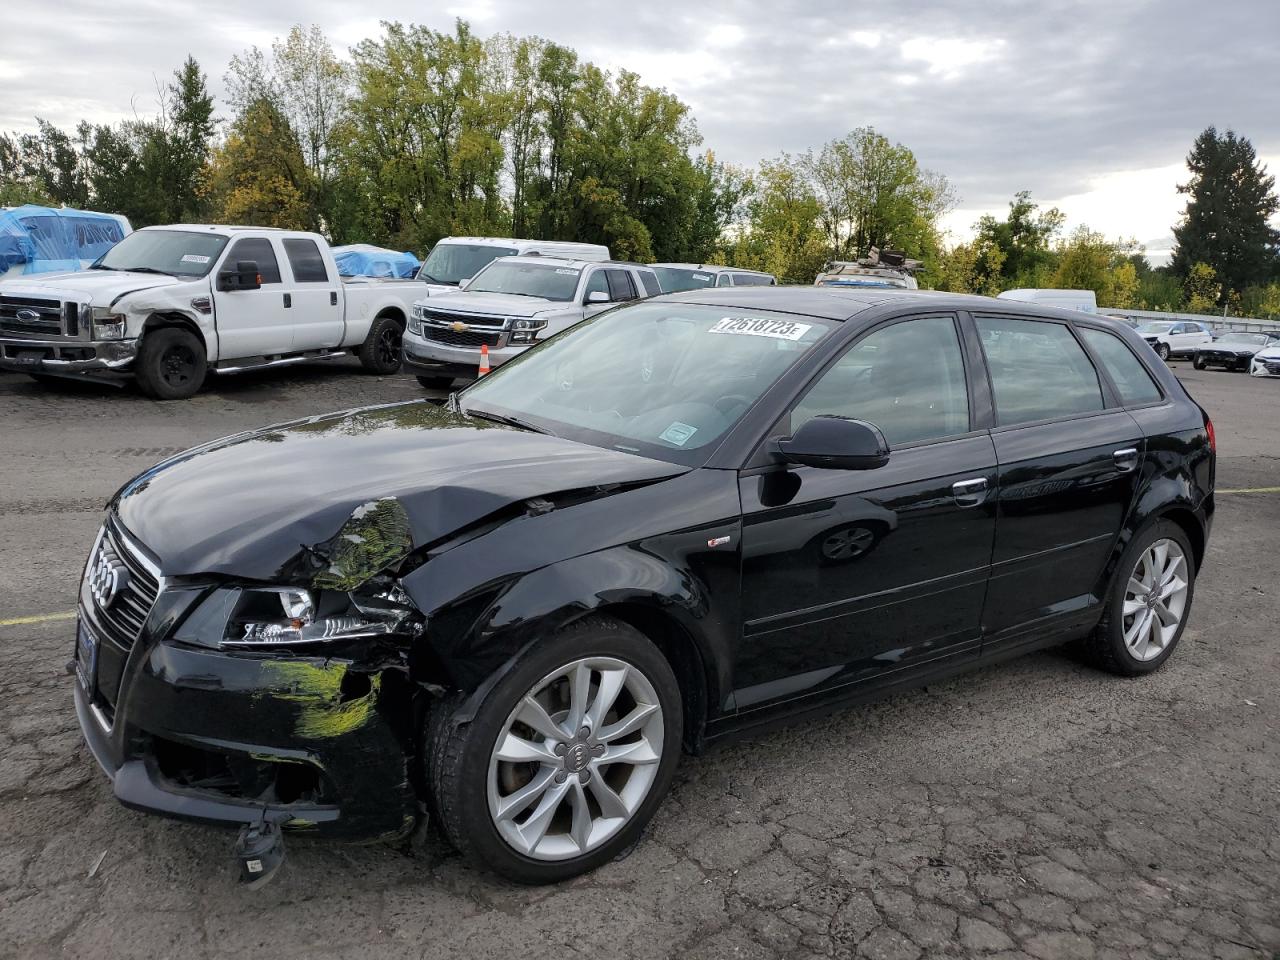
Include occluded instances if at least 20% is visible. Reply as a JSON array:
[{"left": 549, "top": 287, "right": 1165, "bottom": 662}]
[
  {"left": 0, "top": 336, "right": 138, "bottom": 375},
  {"left": 74, "top": 582, "right": 419, "bottom": 841}
]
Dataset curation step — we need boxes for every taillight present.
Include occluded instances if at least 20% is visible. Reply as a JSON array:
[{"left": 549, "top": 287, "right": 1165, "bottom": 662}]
[{"left": 1205, "top": 417, "right": 1216, "bottom": 453}]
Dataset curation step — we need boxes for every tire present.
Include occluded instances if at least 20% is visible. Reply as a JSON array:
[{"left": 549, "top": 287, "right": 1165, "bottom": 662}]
[
  {"left": 1156, "top": 342, "right": 1171, "bottom": 361},
  {"left": 135, "top": 327, "right": 206, "bottom": 400},
  {"left": 1192, "top": 355, "right": 1206, "bottom": 370},
  {"left": 426, "top": 615, "right": 683, "bottom": 884},
  {"left": 1080, "top": 520, "right": 1196, "bottom": 676},
  {"left": 358, "top": 314, "right": 403, "bottom": 375},
  {"left": 416, "top": 374, "right": 454, "bottom": 390}
]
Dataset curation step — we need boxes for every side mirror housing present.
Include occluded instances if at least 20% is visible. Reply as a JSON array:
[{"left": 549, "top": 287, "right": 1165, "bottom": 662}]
[
  {"left": 217, "top": 260, "right": 261, "bottom": 292},
  {"left": 585, "top": 290, "right": 611, "bottom": 305},
  {"left": 774, "top": 416, "right": 890, "bottom": 470}
]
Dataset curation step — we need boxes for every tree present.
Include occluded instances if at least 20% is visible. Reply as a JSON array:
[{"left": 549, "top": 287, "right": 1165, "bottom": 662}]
[
  {"left": 932, "top": 237, "right": 1005, "bottom": 296},
  {"left": 1183, "top": 262, "right": 1221, "bottom": 314},
  {"left": 1170, "top": 127, "right": 1280, "bottom": 302},
  {"left": 1049, "top": 227, "right": 1142, "bottom": 307},
  {"left": 207, "top": 98, "right": 312, "bottom": 228},
  {"left": 973, "top": 191, "right": 1065, "bottom": 285},
  {"left": 728, "top": 155, "right": 828, "bottom": 283}
]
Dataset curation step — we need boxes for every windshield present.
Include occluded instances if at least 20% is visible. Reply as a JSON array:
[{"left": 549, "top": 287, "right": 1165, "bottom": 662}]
[
  {"left": 652, "top": 266, "right": 717, "bottom": 292},
  {"left": 461, "top": 302, "right": 833, "bottom": 465},
  {"left": 416, "top": 242, "right": 517, "bottom": 285},
  {"left": 466, "top": 260, "right": 581, "bottom": 301},
  {"left": 93, "top": 230, "right": 229, "bottom": 278},
  {"left": 1135, "top": 322, "right": 1175, "bottom": 334},
  {"left": 1217, "top": 333, "right": 1268, "bottom": 346}
]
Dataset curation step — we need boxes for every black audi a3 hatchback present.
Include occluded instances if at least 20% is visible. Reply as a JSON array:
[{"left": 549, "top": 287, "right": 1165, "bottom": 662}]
[{"left": 74, "top": 288, "right": 1214, "bottom": 883}]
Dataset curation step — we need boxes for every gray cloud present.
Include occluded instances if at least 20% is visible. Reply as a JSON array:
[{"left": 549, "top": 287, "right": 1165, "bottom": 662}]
[{"left": 3, "top": 0, "right": 1277, "bottom": 223}]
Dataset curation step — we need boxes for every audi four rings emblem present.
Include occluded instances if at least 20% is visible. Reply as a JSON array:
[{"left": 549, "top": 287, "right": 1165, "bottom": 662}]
[{"left": 88, "top": 547, "right": 128, "bottom": 608}]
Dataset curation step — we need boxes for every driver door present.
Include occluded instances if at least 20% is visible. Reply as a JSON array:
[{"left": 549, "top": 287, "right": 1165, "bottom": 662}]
[
  {"left": 212, "top": 237, "right": 291, "bottom": 360},
  {"left": 733, "top": 314, "right": 997, "bottom": 709}
]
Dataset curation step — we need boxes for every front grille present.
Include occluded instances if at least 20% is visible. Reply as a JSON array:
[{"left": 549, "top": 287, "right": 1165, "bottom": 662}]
[
  {"left": 423, "top": 326, "right": 502, "bottom": 348},
  {"left": 0, "top": 294, "right": 65, "bottom": 337},
  {"left": 85, "top": 522, "right": 161, "bottom": 650}
]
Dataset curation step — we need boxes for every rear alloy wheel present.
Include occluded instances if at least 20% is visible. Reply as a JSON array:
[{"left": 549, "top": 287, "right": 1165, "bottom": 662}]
[
  {"left": 1156, "top": 342, "right": 1171, "bottom": 361},
  {"left": 1081, "top": 520, "right": 1195, "bottom": 675},
  {"left": 136, "top": 327, "right": 206, "bottom": 400},
  {"left": 358, "top": 314, "right": 403, "bottom": 374},
  {"left": 426, "top": 616, "right": 682, "bottom": 883}
]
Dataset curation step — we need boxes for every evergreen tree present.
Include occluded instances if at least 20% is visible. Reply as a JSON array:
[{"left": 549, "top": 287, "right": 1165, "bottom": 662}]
[{"left": 1170, "top": 127, "right": 1280, "bottom": 301}]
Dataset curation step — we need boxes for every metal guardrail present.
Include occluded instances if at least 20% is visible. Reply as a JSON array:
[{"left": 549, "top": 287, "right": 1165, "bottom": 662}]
[{"left": 1101, "top": 306, "right": 1280, "bottom": 334}]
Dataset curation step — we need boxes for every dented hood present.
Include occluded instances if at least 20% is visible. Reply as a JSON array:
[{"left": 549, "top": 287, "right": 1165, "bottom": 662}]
[
  {"left": 1, "top": 269, "right": 181, "bottom": 306},
  {"left": 111, "top": 401, "right": 688, "bottom": 582}
]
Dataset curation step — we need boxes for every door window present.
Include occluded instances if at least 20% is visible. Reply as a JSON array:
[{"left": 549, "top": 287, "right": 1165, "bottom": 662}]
[
  {"left": 732, "top": 273, "right": 771, "bottom": 286},
  {"left": 224, "top": 238, "right": 281, "bottom": 284},
  {"left": 1078, "top": 328, "right": 1163, "bottom": 405},
  {"left": 638, "top": 271, "right": 662, "bottom": 297},
  {"left": 605, "top": 269, "right": 637, "bottom": 302},
  {"left": 715, "top": 273, "right": 732, "bottom": 287},
  {"left": 976, "top": 316, "right": 1104, "bottom": 425},
  {"left": 791, "top": 316, "right": 970, "bottom": 446},
  {"left": 582, "top": 270, "right": 609, "bottom": 301},
  {"left": 283, "top": 239, "right": 329, "bottom": 283}
]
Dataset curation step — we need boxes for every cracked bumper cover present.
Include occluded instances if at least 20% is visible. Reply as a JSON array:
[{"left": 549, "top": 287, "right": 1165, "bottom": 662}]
[
  {"left": 0, "top": 336, "right": 138, "bottom": 373},
  {"left": 73, "top": 601, "right": 418, "bottom": 840}
]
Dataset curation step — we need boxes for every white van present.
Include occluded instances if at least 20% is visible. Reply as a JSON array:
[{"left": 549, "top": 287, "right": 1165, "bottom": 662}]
[
  {"left": 415, "top": 237, "right": 610, "bottom": 296},
  {"left": 997, "top": 288, "right": 1098, "bottom": 314}
]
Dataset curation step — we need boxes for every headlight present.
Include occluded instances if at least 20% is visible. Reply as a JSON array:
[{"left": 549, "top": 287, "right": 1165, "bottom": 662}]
[
  {"left": 408, "top": 304, "right": 425, "bottom": 336},
  {"left": 87, "top": 305, "right": 127, "bottom": 341},
  {"left": 509, "top": 318, "right": 548, "bottom": 344},
  {"left": 174, "top": 583, "right": 421, "bottom": 650}
]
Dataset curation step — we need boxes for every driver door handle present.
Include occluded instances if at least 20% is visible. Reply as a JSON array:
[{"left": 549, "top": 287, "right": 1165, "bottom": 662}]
[{"left": 952, "top": 477, "right": 988, "bottom": 507}]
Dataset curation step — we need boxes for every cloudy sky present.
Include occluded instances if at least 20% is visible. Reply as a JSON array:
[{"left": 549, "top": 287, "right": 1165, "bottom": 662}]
[{"left": 4, "top": 0, "right": 1277, "bottom": 262}]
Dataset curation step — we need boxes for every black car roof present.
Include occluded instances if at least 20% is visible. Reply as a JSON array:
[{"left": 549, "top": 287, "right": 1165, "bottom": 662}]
[{"left": 658, "top": 286, "right": 1058, "bottom": 321}]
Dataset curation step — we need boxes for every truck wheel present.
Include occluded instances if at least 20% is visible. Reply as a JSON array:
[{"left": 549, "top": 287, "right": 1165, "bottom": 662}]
[
  {"left": 1156, "top": 342, "right": 1171, "bottom": 361},
  {"left": 135, "top": 328, "right": 206, "bottom": 400},
  {"left": 426, "top": 616, "right": 682, "bottom": 884},
  {"left": 358, "top": 315, "right": 403, "bottom": 375},
  {"left": 416, "top": 375, "right": 454, "bottom": 390}
]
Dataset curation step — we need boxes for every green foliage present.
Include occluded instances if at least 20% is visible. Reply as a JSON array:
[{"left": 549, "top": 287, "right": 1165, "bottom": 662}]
[
  {"left": 726, "top": 156, "right": 828, "bottom": 283},
  {"left": 207, "top": 98, "right": 312, "bottom": 228},
  {"left": 1051, "top": 227, "right": 1141, "bottom": 307},
  {"left": 931, "top": 237, "right": 1005, "bottom": 296},
  {"left": 973, "top": 190, "right": 1064, "bottom": 286},
  {"left": 1170, "top": 126, "right": 1280, "bottom": 301},
  {"left": 1183, "top": 262, "right": 1221, "bottom": 314}
]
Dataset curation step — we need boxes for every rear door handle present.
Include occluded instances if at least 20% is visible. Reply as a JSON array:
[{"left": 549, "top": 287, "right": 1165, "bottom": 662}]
[
  {"left": 1113, "top": 447, "right": 1139, "bottom": 472},
  {"left": 952, "top": 477, "right": 989, "bottom": 507},
  {"left": 283, "top": 293, "right": 292, "bottom": 308}
]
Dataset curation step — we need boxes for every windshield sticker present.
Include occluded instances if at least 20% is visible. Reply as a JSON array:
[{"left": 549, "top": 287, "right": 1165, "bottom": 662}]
[
  {"left": 555, "top": 268, "right": 580, "bottom": 276},
  {"left": 709, "top": 317, "right": 812, "bottom": 341},
  {"left": 693, "top": 274, "right": 711, "bottom": 281},
  {"left": 659, "top": 421, "right": 698, "bottom": 446},
  {"left": 180, "top": 254, "right": 211, "bottom": 264}
]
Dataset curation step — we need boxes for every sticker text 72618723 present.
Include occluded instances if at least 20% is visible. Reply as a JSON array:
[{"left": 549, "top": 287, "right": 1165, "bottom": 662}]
[{"left": 708, "top": 317, "right": 812, "bottom": 341}]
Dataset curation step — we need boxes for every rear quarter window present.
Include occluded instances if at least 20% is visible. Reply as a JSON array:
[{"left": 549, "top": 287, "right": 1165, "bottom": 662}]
[
  {"left": 1078, "top": 327, "right": 1163, "bottom": 405},
  {"left": 283, "top": 239, "right": 330, "bottom": 283}
]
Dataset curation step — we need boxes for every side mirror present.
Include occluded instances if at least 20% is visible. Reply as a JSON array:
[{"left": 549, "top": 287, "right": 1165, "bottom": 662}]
[
  {"left": 585, "top": 291, "right": 611, "bottom": 305},
  {"left": 774, "top": 416, "right": 890, "bottom": 470},
  {"left": 217, "top": 260, "right": 261, "bottom": 292}
]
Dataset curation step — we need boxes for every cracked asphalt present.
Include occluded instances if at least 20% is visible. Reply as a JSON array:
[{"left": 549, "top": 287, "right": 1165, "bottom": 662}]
[{"left": 1, "top": 358, "right": 1277, "bottom": 960}]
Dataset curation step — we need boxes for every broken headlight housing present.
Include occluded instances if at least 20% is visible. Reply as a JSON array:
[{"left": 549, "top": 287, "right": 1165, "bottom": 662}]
[
  {"left": 82, "top": 305, "right": 127, "bottom": 341},
  {"left": 175, "top": 583, "right": 420, "bottom": 650}
]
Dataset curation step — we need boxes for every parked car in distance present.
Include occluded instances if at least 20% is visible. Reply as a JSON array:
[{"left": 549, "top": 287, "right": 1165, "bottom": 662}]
[
  {"left": 649, "top": 264, "right": 776, "bottom": 292},
  {"left": 1249, "top": 342, "right": 1280, "bottom": 378},
  {"left": 415, "top": 237, "right": 610, "bottom": 296},
  {"left": 403, "top": 255, "right": 661, "bottom": 388},
  {"left": 1136, "top": 320, "right": 1213, "bottom": 360},
  {"left": 0, "top": 225, "right": 423, "bottom": 398},
  {"left": 997, "top": 288, "right": 1098, "bottom": 314},
  {"left": 73, "top": 289, "right": 1214, "bottom": 884},
  {"left": 1192, "top": 331, "right": 1280, "bottom": 371}
]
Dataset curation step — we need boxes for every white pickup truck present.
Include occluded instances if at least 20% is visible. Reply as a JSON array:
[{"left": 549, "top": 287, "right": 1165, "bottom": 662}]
[{"left": 0, "top": 224, "right": 422, "bottom": 398}]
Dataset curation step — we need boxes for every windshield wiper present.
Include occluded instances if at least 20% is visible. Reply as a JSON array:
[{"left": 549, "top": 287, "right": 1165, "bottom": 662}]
[
  {"left": 121, "top": 266, "right": 174, "bottom": 276},
  {"left": 418, "top": 271, "right": 455, "bottom": 285},
  {"left": 464, "top": 406, "right": 556, "bottom": 437},
  {"left": 88, "top": 264, "right": 117, "bottom": 271}
]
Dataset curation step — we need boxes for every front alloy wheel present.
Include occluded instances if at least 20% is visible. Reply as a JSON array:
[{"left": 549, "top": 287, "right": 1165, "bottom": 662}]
[
  {"left": 488, "top": 656, "right": 664, "bottom": 861},
  {"left": 1157, "top": 342, "right": 1171, "bottom": 360}
]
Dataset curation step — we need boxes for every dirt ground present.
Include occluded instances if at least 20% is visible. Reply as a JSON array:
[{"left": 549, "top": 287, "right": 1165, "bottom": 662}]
[{"left": 0, "top": 358, "right": 1276, "bottom": 959}]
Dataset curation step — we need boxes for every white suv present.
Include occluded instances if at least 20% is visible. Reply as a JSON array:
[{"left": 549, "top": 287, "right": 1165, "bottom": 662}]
[{"left": 1136, "top": 320, "right": 1213, "bottom": 361}]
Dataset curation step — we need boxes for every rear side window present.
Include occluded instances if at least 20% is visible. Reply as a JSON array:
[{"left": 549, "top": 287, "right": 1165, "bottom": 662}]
[
  {"left": 1079, "top": 328, "right": 1163, "bottom": 405},
  {"left": 224, "top": 238, "right": 281, "bottom": 284},
  {"left": 976, "top": 316, "right": 1104, "bottom": 426},
  {"left": 637, "top": 270, "right": 661, "bottom": 298},
  {"left": 605, "top": 269, "right": 637, "bottom": 302},
  {"left": 283, "top": 239, "right": 329, "bottom": 283},
  {"left": 715, "top": 273, "right": 732, "bottom": 287},
  {"left": 732, "top": 272, "right": 772, "bottom": 286}
]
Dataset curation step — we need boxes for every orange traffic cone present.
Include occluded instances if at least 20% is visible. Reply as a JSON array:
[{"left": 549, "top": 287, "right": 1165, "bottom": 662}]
[{"left": 478, "top": 344, "right": 491, "bottom": 377}]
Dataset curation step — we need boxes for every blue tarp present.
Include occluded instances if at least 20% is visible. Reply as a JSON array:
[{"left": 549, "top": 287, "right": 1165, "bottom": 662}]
[
  {"left": 332, "top": 244, "right": 420, "bottom": 279},
  {"left": 0, "top": 205, "right": 130, "bottom": 276}
]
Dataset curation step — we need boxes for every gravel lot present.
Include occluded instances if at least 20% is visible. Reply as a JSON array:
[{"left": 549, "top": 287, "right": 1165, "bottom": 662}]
[{"left": 1, "top": 359, "right": 1277, "bottom": 960}]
